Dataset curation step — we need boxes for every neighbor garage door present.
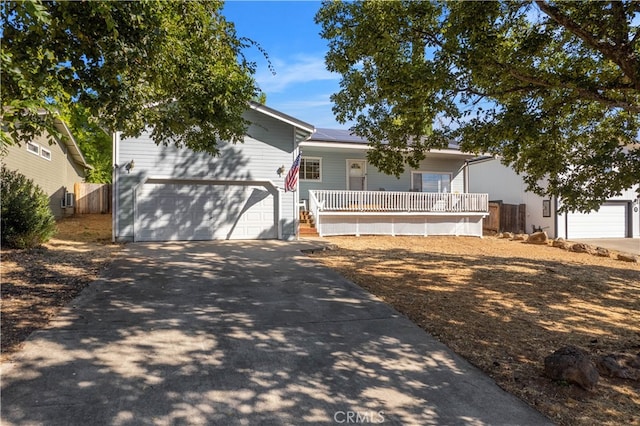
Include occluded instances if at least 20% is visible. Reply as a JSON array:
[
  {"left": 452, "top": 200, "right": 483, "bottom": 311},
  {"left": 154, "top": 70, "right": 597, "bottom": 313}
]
[
  {"left": 135, "top": 182, "right": 277, "bottom": 241},
  {"left": 566, "top": 203, "right": 627, "bottom": 239}
]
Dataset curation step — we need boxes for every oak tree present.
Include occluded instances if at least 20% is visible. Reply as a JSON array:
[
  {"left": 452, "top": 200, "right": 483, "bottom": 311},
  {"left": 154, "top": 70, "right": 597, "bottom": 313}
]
[
  {"left": 1, "top": 1, "right": 259, "bottom": 156},
  {"left": 316, "top": 1, "right": 640, "bottom": 210}
]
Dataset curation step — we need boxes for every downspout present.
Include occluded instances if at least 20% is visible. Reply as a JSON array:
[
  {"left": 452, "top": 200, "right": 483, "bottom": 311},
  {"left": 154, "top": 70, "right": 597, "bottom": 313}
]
[
  {"left": 112, "top": 132, "right": 120, "bottom": 243},
  {"left": 463, "top": 160, "right": 470, "bottom": 193},
  {"left": 553, "top": 196, "right": 559, "bottom": 239},
  {"left": 293, "top": 127, "right": 299, "bottom": 240}
]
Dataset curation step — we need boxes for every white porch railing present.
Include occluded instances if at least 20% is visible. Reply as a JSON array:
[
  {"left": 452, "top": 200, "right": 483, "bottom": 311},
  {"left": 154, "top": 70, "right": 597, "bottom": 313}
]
[{"left": 309, "top": 190, "right": 488, "bottom": 215}]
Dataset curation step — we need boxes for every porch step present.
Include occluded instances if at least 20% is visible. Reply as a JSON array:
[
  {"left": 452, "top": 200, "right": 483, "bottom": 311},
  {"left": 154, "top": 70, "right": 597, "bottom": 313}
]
[
  {"left": 299, "top": 210, "right": 315, "bottom": 226},
  {"left": 299, "top": 226, "right": 320, "bottom": 237},
  {"left": 299, "top": 210, "right": 319, "bottom": 237}
]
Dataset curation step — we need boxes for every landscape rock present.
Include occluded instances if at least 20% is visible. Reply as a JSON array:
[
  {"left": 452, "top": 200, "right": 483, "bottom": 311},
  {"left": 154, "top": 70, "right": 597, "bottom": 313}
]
[
  {"left": 526, "top": 231, "right": 548, "bottom": 245},
  {"left": 617, "top": 253, "right": 639, "bottom": 263},
  {"left": 595, "top": 247, "right": 610, "bottom": 258},
  {"left": 570, "top": 243, "right": 594, "bottom": 254},
  {"left": 512, "top": 234, "right": 527, "bottom": 241},
  {"left": 596, "top": 353, "right": 640, "bottom": 380},
  {"left": 544, "top": 346, "right": 599, "bottom": 390},
  {"left": 499, "top": 232, "right": 514, "bottom": 239},
  {"left": 552, "top": 239, "right": 572, "bottom": 250}
]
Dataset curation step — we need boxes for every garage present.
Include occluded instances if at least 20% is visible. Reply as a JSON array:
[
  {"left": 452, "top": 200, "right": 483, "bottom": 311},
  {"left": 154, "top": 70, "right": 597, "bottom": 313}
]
[
  {"left": 134, "top": 179, "right": 278, "bottom": 241},
  {"left": 566, "top": 202, "right": 628, "bottom": 239}
]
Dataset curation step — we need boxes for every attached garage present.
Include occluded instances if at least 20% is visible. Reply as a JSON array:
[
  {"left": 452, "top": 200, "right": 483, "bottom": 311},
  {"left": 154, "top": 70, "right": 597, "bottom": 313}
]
[
  {"left": 565, "top": 202, "right": 628, "bottom": 239},
  {"left": 134, "top": 179, "right": 279, "bottom": 242}
]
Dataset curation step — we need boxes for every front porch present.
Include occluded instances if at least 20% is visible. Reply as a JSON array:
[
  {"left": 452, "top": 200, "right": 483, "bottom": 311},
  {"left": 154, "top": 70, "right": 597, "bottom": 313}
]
[{"left": 305, "top": 190, "right": 489, "bottom": 238}]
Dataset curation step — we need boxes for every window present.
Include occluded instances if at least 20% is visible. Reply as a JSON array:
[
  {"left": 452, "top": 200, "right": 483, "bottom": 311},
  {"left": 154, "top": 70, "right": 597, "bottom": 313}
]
[
  {"left": 300, "top": 157, "right": 321, "bottom": 181},
  {"left": 40, "top": 147, "right": 52, "bottom": 161},
  {"left": 411, "top": 172, "right": 451, "bottom": 193},
  {"left": 26, "top": 142, "right": 39, "bottom": 155}
]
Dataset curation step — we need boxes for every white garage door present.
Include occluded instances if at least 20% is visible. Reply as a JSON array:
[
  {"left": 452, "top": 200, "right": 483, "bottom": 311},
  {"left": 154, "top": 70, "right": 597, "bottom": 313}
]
[
  {"left": 135, "top": 182, "right": 277, "bottom": 241},
  {"left": 566, "top": 203, "right": 627, "bottom": 239}
]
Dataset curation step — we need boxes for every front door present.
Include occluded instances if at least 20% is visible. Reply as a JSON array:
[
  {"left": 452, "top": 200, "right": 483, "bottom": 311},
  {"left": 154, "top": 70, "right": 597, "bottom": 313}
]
[{"left": 347, "top": 160, "right": 366, "bottom": 191}]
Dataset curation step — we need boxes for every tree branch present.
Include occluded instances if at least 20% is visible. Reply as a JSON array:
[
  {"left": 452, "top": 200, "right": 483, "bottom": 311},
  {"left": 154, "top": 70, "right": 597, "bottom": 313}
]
[
  {"left": 507, "top": 68, "right": 640, "bottom": 113},
  {"left": 535, "top": 0, "right": 639, "bottom": 90}
]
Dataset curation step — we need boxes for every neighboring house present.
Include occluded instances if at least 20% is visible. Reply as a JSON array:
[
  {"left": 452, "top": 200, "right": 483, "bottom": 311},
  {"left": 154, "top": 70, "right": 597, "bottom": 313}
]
[
  {"left": 299, "top": 129, "right": 488, "bottom": 238},
  {"left": 2, "top": 117, "right": 89, "bottom": 218},
  {"left": 112, "top": 102, "right": 315, "bottom": 242},
  {"left": 468, "top": 157, "right": 640, "bottom": 239},
  {"left": 113, "top": 105, "right": 489, "bottom": 242}
]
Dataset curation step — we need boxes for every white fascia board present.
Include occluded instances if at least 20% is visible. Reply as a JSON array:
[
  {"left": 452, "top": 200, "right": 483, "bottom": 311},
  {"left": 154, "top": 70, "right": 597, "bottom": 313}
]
[
  {"left": 53, "top": 118, "right": 92, "bottom": 169},
  {"left": 249, "top": 102, "right": 315, "bottom": 134},
  {"left": 300, "top": 140, "right": 476, "bottom": 158},
  {"left": 300, "top": 141, "right": 370, "bottom": 150}
]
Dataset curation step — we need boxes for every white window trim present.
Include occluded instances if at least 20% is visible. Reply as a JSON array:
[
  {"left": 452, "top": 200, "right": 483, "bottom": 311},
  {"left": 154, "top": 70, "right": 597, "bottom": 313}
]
[
  {"left": 40, "top": 147, "right": 52, "bottom": 161},
  {"left": 26, "top": 141, "right": 39, "bottom": 156},
  {"left": 300, "top": 156, "right": 322, "bottom": 182},
  {"left": 411, "top": 171, "right": 453, "bottom": 193}
]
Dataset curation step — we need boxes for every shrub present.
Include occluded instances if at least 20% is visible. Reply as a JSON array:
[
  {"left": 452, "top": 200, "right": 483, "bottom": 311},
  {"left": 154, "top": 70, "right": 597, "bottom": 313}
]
[{"left": 1, "top": 166, "right": 57, "bottom": 249}]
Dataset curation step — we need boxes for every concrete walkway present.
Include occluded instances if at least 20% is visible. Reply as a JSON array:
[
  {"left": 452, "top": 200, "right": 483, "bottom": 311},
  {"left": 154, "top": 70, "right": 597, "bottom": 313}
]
[{"left": 1, "top": 241, "right": 553, "bottom": 425}]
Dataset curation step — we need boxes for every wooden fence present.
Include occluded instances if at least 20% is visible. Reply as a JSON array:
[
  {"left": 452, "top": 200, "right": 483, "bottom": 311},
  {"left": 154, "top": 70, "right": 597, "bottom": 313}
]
[
  {"left": 74, "top": 183, "right": 112, "bottom": 214},
  {"left": 484, "top": 201, "right": 526, "bottom": 234}
]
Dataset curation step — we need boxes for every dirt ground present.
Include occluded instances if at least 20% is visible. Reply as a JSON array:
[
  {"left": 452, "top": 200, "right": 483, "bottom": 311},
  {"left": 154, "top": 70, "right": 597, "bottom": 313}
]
[
  {"left": 1, "top": 214, "right": 121, "bottom": 362},
  {"left": 309, "top": 236, "right": 640, "bottom": 426},
  {"left": 2, "top": 216, "right": 639, "bottom": 425}
]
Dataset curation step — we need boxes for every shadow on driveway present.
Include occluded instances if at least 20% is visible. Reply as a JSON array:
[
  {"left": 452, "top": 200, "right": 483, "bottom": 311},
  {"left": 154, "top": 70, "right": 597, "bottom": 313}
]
[{"left": 1, "top": 241, "right": 552, "bottom": 425}]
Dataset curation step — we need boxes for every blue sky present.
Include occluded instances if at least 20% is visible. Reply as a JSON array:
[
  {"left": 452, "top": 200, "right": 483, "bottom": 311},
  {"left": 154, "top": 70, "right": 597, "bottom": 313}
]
[{"left": 223, "top": 1, "right": 348, "bottom": 129}]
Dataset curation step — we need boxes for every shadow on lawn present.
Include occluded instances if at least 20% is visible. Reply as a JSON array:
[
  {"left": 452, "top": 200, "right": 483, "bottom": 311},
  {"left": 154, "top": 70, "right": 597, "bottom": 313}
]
[{"left": 311, "top": 246, "right": 640, "bottom": 426}]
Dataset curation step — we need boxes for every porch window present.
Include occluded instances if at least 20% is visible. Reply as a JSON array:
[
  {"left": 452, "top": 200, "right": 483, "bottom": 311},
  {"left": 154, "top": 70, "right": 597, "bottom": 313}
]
[
  {"left": 300, "top": 157, "right": 321, "bottom": 181},
  {"left": 412, "top": 172, "right": 451, "bottom": 193}
]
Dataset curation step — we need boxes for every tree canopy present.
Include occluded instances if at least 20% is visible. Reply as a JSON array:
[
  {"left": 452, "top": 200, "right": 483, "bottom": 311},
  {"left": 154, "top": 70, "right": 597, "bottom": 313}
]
[
  {"left": 316, "top": 1, "right": 640, "bottom": 211},
  {"left": 1, "top": 0, "right": 260, "bottom": 156}
]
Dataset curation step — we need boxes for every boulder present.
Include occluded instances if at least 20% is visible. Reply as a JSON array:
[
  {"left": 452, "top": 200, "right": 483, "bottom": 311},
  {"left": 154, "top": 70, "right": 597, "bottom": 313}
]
[
  {"left": 512, "top": 234, "right": 527, "bottom": 241},
  {"left": 500, "top": 232, "right": 514, "bottom": 239},
  {"left": 571, "top": 243, "right": 594, "bottom": 254},
  {"left": 617, "top": 253, "right": 639, "bottom": 263},
  {"left": 552, "top": 239, "right": 572, "bottom": 250},
  {"left": 595, "top": 247, "right": 610, "bottom": 258},
  {"left": 544, "top": 346, "right": 599, "bottom": 390},
  {"left": 527, "top": 231, "right": 548, "bottom": 245}
]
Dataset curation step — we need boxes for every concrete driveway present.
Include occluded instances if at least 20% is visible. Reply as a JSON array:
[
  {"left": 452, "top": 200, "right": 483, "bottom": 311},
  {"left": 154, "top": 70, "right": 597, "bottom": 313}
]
[
  {"left": 1, "top": 241, "right": 552, "bottom": 425},
  {"left": 571, "top": 238, "right": 640, "bottom": 255}
]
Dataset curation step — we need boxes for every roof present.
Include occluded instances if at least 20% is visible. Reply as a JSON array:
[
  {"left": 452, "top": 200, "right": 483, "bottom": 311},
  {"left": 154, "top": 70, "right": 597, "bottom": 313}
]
[
  {"left": 308, "top": 128, "right": 368, "bottom": 144},
  {"left": 305, "top": 127, "right": 465, "bottom": 152}
]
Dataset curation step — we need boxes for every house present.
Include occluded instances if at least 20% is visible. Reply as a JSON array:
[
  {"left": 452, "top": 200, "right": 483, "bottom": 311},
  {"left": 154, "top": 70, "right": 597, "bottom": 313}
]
[
  {"left": 299, "top": 129, "right": 488, "bottom": 238},
  {"left": 113, "top": 104, "right": 489, "bottom": 242},
  {"left": 1, "top": 117, "right": 89, "bottom": 218},
  {"left": 468, "top": 157, "right": 640, "bottom": 239},
  {"left": 112, "top": 103, "right": 315, "bottom": 242}
]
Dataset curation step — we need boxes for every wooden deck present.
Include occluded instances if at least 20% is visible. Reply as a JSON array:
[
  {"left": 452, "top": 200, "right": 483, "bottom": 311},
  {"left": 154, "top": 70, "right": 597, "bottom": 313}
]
[{"left": 307, "top": 190, "right": 489, "bottom": 238}]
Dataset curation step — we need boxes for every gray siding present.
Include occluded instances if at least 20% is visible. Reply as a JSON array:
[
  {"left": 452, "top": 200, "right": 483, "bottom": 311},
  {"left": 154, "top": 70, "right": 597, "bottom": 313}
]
[
  {"left": 299, "top": 148, "right": 467, "bottom": 202},
  {"left": 2, "top": 133, "right": 85, "bottom": 218},
  {"left": 115, "top": 109, "right": 298, "bottom": 240}
]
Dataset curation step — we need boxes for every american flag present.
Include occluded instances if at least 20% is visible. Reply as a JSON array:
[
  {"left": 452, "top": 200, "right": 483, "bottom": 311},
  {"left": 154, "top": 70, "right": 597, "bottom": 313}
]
[{"left": 284, "top": 152, "right": 301, "bottom": 192}]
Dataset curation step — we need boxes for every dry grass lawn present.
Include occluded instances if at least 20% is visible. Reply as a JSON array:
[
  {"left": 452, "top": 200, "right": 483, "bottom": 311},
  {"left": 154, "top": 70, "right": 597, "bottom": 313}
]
[
  {"left": 1, "top": 214, "right": 121, "bottom": 362},
  {"left": 308, "top": 236, "right": 640, "bottom": 426}
]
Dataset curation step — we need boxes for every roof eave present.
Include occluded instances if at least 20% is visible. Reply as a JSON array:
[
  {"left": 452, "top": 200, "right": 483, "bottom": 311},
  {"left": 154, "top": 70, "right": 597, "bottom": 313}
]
[
  {"left": 249, "top": 102, "right": 315, "bottom": 135},
  {"left": 300, "top": 140, "right": 476, "bottom": 158},
  {"left": 52, "top": 119, "right": 92, "bottom": 169}
]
